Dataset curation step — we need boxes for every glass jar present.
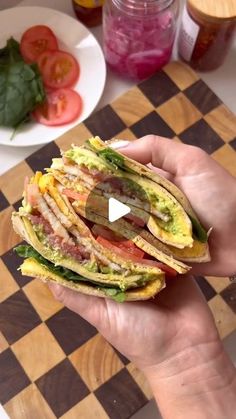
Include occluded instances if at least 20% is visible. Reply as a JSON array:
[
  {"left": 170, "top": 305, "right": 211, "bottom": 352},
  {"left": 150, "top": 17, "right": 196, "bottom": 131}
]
[
  {"left": 72, "top": 0, "right": 105, "bottom": 27},
  {"left": 178, "top": 0, "right": 236, "bottom": 71},
  {"left": 103, "top": 0, "right": 180, "bottom": 81}
]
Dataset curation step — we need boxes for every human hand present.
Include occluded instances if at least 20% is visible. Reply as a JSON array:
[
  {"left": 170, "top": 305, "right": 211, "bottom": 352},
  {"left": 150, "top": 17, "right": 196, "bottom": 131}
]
[
  {"left": 49, "top": 136, "right": 236, "bottom": 418},
  {"left": 49, "top": 275, "right": 236, "bottom": 419},
  {"left": 116, "top": 135, "right": 236, "bottom": 277}
]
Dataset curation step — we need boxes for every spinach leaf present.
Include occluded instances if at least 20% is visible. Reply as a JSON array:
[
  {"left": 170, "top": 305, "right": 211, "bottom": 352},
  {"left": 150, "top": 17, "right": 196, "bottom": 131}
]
[
  {"left": 189, "top": 215, "right": 208, "bottom": 243},
  {"left": 97, "top": 147, "right": 136, "bottom": 174},
  {"left": 0, "top": 38, "right": 45, "bottom": 128}
]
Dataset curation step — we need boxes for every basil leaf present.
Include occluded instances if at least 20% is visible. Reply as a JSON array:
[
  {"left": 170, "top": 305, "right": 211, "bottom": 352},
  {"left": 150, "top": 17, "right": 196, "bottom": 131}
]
[{"left": 189, "top": 215, "right": 208, "bottom": 243}]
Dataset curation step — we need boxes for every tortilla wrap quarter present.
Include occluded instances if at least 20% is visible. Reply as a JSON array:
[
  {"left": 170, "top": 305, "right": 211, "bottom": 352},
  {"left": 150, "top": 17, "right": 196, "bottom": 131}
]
[
  {"left": 12, "top": 214, "right": 164, "bottom": 290},
  {"left": 20, "top": 257, "right": 165, "bottom": 301},
  {"left": 84, "top": 137, "right": 210, "bottom": 261}
]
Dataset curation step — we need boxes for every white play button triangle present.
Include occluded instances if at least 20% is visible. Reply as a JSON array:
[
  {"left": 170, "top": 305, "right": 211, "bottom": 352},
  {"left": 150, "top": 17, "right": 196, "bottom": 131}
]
[{"left": 108, "top": 197, "right": 131, "bottom": 223}]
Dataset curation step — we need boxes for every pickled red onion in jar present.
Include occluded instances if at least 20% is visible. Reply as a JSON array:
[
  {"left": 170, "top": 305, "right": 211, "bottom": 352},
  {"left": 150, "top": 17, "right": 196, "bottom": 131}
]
[{"left": 103, "top": 1, "right": 179, "bottom": 81}]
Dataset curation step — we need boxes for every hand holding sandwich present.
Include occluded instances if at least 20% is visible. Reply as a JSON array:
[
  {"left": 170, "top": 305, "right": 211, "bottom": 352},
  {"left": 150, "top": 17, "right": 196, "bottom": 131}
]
[
  {"left": 120, "top": 135, "right": 236, "bottom": 277},
  {"left": 49, "top": 136, "right": 236, "bottom": 419}
]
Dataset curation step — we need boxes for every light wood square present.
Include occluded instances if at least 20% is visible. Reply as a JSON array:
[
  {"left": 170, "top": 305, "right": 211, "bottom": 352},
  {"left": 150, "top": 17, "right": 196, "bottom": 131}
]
[
  {"left": 0, "top": 332, "right": 9, "bottom": 354},
  {"left": 111, "top": 87, "right": 154, "bottom": 126},
  {"left": 0, "top": 206, "right": 22, "bottom": 256},
  {"left": 208, "top": 295, "right": 236, "bottom": 339},
  {"left": 114, "top": 128, "right": 137, "bottom": 142},
  {"left": 55, "top": 123, "right": 92, "bottom": 151},
  {"left": 23, "top": 279, "right": 63, "bottom": 321},
  {"left": 60, "top": 393, "right": 109, "bottom": 419},
  {"left": 163, "top": 61, "right": 199, "bottom": 90},
  {"left": 206, "top": 276, "right": 231, "bottom": 293},
  {"left": 212, "top": 144, "right": 236, "bottom": 177},
  {"left": 12, "top": 323, "right": 65, "bottom": 381},
  {"left": 0, "top": 161, "right": 33, "bottom": 204},
  {"left": 204, "top": 105, "right": 236, "bottom": 142},
  {"left": 69, "top": 334, "right": 124, "bottom": 391},
  {"left": 0, "top": 259, "right": 19, "bottom": 302},
  {"left": 157, "top": 92, "right": 202, "bottom": 134},
  {"left": 4, "top": 383, "right": 55, "bottom": 419},
  {"left": 126, "top": 363, "right": 153, "bottom": 400}
]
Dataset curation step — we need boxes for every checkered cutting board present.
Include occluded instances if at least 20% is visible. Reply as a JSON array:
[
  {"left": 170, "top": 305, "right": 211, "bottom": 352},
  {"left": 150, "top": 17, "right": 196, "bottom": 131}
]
[{"left": 0, "top": 61, "right": 236, "bottom": 419}]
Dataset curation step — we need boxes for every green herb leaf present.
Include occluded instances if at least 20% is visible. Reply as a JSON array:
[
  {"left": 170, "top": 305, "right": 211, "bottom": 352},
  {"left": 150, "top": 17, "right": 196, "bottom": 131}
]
[
  {"left": 0, "top": 38, "right": 46, "bottom": 128},
  {"left": 189, "top": 215, "right": 208, "bottom": 243}
]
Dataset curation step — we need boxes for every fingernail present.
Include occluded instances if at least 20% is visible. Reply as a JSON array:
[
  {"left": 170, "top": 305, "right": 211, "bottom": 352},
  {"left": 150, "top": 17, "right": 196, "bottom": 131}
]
[{"left": 110, "top": 140, "right": 130, "bottom": 149}]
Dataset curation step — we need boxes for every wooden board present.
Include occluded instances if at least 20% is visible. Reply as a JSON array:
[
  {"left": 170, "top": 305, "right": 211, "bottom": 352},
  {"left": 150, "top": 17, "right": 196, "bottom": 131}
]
[{"left": 0, "top": 61, "right": 236, "bottom": 419}]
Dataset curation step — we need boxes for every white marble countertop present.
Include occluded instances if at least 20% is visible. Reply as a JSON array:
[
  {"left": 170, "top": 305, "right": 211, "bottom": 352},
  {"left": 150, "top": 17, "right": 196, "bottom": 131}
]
[{"left": 0, "top": 0, "right": 235, "bottom": 176}]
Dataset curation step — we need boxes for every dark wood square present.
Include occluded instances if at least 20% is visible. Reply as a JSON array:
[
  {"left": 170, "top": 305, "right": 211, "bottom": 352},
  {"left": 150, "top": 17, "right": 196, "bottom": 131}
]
[
  {"left": 46, "top": 307, "right": 97, "bottom": 355},
  {"left": 0, "top": 349, "right": 30, "bottom": 404},
  {"left": 0, "top": 290, "right": 41, "bottom": 345},
  {"left": 84, "top": 105, "right": 126, "bottom": 141},
  {"left": 95, "top": 368, "right": 147, "bottom": 419},
  {"left": 13, "top": 198, "right": 23, "bottom": 212},
  {"left": 2, "top": 242, "right": 32, "bottom": 286},
  {"left": 229, "top": 138, "right": 236, "bottom": 151},
  {"left": 0, "top": 191, "right": 9, "bottom": 212},
  {"left": 179, "top": 120, "right": 224, "bottom": 154},
  {"left": 113, "top": 348, "right": 130, "bottom": 366},
  {"left": 184, "top": 80, "right": 221, "bottom": 115},
  {"left": 139, "top": 71, "right": 180, "bottom": 107},
  {"left": 195, "top": 276, "right": 217, "bottom": 301},
  {"left": 36, "top": 358, "right": 89, "bottom": 417},
  {"left": 220, "top": 283, "right": 236, "bottom": 314},
  {"left": 26, "top": 142, "right": 60, "bottom": 173},
  {"left": 131, "top": 111, "right": 175, "bottom": 139}
]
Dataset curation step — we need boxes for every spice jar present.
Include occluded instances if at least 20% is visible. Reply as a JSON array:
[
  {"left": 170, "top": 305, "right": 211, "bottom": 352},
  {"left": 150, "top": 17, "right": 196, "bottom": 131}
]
[
  {"left": 72, "top": 0, "right": 105, "bottom": 27},
  {"left": 103, "top": 0, "right": 180, "bottom": 81},
  {"left": 178, "top": 0, "right": 236, "bottom": 71}
]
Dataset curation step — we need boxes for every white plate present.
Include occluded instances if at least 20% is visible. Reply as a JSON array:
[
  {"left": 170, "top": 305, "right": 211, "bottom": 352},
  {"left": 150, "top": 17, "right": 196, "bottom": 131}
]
[{"left": 0, "top": 6, "right": 106, "bottom": 147}]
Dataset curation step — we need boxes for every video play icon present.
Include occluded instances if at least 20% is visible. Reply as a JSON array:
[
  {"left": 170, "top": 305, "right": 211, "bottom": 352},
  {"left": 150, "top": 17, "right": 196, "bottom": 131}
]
[{"left": 108, "top": 197, "right": 131, "bottom": 223}]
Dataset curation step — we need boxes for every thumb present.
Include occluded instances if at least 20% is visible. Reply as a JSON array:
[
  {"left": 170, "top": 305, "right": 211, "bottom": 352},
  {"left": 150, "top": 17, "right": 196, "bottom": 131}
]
[{"left": 112, "top": 135, "right": 206, "bottom": 176}]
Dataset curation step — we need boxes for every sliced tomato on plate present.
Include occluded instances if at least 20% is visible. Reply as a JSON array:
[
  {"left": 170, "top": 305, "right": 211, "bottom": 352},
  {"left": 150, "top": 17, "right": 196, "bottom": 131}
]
[
  {"left": 20, "top": 25, "right": 58, "bottom": 63},
  {"left": 32, "top": 88, "right": 82, "bottom": 126},
  {"left": 37, "top": 50, "right": 80, "bottom": 89}
]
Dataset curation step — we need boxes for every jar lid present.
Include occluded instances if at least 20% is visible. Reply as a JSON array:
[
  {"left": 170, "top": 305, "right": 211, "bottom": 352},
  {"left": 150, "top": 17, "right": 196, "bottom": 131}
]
[{"left": 188, "top": 0, "right": 236, "bottom": 22}]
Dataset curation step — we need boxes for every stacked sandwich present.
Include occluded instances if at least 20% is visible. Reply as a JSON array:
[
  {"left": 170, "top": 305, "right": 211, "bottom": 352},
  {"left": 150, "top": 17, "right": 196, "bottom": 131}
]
[{"left": 12, "top": 137, "right": 210, "bottom": 302}]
